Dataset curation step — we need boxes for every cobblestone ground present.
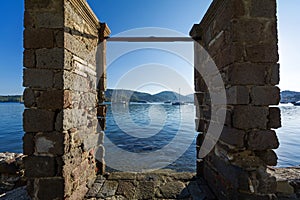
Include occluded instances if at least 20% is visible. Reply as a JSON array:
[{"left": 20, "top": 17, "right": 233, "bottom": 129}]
[{"left": 85, "top": 170, "right": 216, "bottom": 200}]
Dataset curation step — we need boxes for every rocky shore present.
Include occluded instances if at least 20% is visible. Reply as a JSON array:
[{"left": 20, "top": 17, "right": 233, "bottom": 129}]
[
  {"left": 0, "top": 153, "right": 26, "bottom": 195},
  {"left": 0, "top": 152, "right": 299, "bottom": 199}
]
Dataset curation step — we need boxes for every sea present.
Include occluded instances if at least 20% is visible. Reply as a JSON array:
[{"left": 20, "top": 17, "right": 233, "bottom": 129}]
[{"left": 0, "top": 102, "right": 299, "bottom": 171}]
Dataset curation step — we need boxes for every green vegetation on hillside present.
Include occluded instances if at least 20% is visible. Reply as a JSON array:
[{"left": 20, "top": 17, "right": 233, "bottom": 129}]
[{"left": 0, "top": 95, "right": 22, "bottom": 102}]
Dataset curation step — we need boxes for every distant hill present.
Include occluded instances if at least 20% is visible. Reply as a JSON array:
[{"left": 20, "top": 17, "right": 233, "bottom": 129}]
[
  {"left": 0, "top": 95, "right": 22, "bottom": 103},
  {"left": 281, "top": 90, "right": 300, "bottom": 103},
  {"left": 3, "top": 90, "right": 298, "bottom": 104},
  {"left": 105, "top": 89, "right": 194, "bottom": 103}
]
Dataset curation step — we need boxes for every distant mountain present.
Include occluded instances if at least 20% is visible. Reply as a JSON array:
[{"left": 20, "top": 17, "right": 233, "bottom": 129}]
[
  {"left": 105, "top": 89, "right": 194, "bottom": 103},
  {"left": 281, "top": 90, "right": 300, "bottom": 103}
]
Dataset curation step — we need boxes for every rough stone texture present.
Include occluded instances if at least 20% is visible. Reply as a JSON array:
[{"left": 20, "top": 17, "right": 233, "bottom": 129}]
[
  {"left": 269, "top": 167, "right": 300, "bottom": 199},
  {"left": 191, "top": 0, "right": 280, "bottom": 198},
  {"left": 23, "top": 0, "right": 109, "bottom": 199},
  {"left": 0, "top": 153, "right": 26, "bottom": 195},
  {"left": 86, "top": 171, "right": 215, "bottom": 200}
]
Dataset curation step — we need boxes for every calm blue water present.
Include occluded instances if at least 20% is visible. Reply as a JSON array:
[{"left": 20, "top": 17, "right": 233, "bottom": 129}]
[
  {"left": 0, "top": 102, "right": 299, "bottom": 171},
  {"left": 0, "top": 103, "right": 24, "bottom": 153}
]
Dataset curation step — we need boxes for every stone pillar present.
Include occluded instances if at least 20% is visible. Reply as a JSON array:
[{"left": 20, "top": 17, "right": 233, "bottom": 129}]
[
  {"left": 23, "top": 0, "right": 109, "bottom": 199},
  {"left": 191, "top": 0, "right": 280, "bottom": 199}
]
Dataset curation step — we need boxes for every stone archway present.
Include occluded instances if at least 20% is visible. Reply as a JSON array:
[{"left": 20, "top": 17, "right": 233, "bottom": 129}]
[{"left": 23, "top": 0, "right": 282, "bottom": 199}]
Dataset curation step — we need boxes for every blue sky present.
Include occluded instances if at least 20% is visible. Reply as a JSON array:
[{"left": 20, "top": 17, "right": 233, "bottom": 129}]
[{"left": 0, "top": 0, "right": 298, "bottom": 95}]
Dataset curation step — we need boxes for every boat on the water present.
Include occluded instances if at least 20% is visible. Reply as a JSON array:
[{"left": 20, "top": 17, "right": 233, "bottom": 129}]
[
  {"left": 172, "top": 102, "right": 185, "bottom": 106},
  {"left": 292, "top": 101, "right": 300, "bottom": 106}
]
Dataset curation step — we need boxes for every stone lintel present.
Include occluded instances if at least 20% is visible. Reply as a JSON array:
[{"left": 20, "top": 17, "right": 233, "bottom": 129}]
[{"left": 69, "top": 0, "right": 101, "bottom": 31}]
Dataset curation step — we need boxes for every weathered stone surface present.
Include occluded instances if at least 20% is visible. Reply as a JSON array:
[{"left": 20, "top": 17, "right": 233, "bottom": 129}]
[
  {"left": 220, "top": 126, "right": 245, "bottom": 148},
  {"left": 232, "top": 18, "right": 276, "bottom": 44},
  {"left": 227, "top": 63, "right": 267, "bottom": 85},
  {"left": 268, "top": 107, "right": 281, "bottom": 129},
  {"left": 97, "top": 181, "right": 118, "bottom": 198},
  {"left": 36, "top": 48, "right": 64, "bottom": 69},
  {"left": 248, "top": 130, "right": 279, "bottom": 150},
  {"left": 23, "top": 68, "right": 54, "bottom": 89},
  {"left": 35, "top": 132, "right": 64, "bottom": 156},
  {"left": 25, "top": 0, "right": 63, "bottom": 11},
  {"left": 256, "top": 150, "right": 278, "bottom": 166},
  {"left": 108, "top": 172, "right": 136, "bottom": 180},
  {"left": 136, "top": 181, "right": 155, "bottom": 199},
  {"left": 159, "top": 181, "right": 186, "bottom": 199},
  {"left": 251, "top": 86, "right": 280, "bottom": 106},
  {"left": 23, "top": 109, "right": 55, "bottom": 132},
  {"left": 233, "top": 106, "right": 269, "bottom": 130},
  {"left": 116, "top": 181, "right": 135, "bottom": 199},
  {"left": 246, "top": 43, "right": 278, "bottom": 63},
  {"left": 24, "top": 28, "right": 54, "bottom": 49},
  {"left": 36, "top": 90, "right": 64, "bottom": 109},
  {"left": 187, "top": 181, "right": 206, "bottom": 199},
  {"left": 23, "top": 88, "right": 35, "bottom": 108},
  {"left": 249, "top": 0, "right": 277, "bottom": 18},
  {"left": 24, "top": 156, "right": 57, "bottom": 177},
  {"left": 23, "top": 50, "right": 35, "bottom": 68},
  {"left": 226, "top": 86, "right": 249, "bottom": 105},
  {"left": 37, "top": 177, "right": 64, "bottom": 200},
  {"left": 85, "top": 181, "right": 104, "bottom": 198},
  {"left": 268, "top": 64, "right": 280, "bottom": 85},
  {"left": 23, "top": 133, "right": 34, "bottom": 155}
]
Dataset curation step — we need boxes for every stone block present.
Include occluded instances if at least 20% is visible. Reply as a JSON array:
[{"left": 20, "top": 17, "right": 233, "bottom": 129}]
[
  {"left": 268, "top": 64, "right": 280, "bottom": 85},
  {"left": 248, "top": 130, "right": 279, "bottom": 150},
  {"left": 23, "top": 50, "right": 35, "bottom": 68},
  {"left": 220, "top": 126, "right": 246, "bottom": 148},
  {"left": 23, "top": 109, "right": 55, "bottom": 132},
  {"left": 245, "top": 43, "right": 279, "bottom": 63},
  {"left": 96, "top": 180, "right": 118, "bottom": 198},
  {"left": 227, "top": 63, "right": 267, "bottom": 85},
  {"left": 24, "top": 156, "right": 57, "bottom": 177},
  {"left": 226, "top": 86, "right": 249, "bottom": 105},
  {"left": 249, "top": 0, "right": 277, "bottom": 18},
  {"left": 116, "top": 181, "right": 135, "bottom": 199},
  {"left": 37, "top": 90, "right": 64, "bottom": 109},
  {"left": 23, "top": 68, "right": 54, "bottom": 89},
  {"left": 251, "top": 86, "right": 280, "bottom": 105},
  {"left": 23, "top": 133, "right": 34, "bottom": 155},
  {"left": 231, "top": 18, "right": 277, "bottom": 44},
  {"left": 213, "top": 43, "right": 245, "bottom": 68},
  {"left": 25, "top": 0, "right": 63, "bottom": 12},
  {"left": 268, "top": 107, "right": 281, "bottom": 129},
  {"left": 233, "top": 106, "right": 269, "bottom": 130},
  {"left": 256, "top": 150, "right": 278, "bottom": 166},
  {"left": 159, "top": 181, "right": 186, "bottom": 199},
  {"left": 23, "top": 88, "right": 35, "bottom": 108},
  {"left": 136, "top": 181, "right": 155, "bottom": 199},
  {"left": 35, "top": 132, "right": 64, "bottom": 156},
  {"left": 24, "top": 28, "right": 54, "bottom": 49},
  {"left": 36, "top": 48, "right": 64, "bottom": 69},
  {"left": 37, "top": 177, "right": 64, "bottom": 200},
  {"left": 35, "top": 12, "right": 64, "bottom": 29},
  {"left": 63, "top": 109, "right": 87, "bottom": 130}
]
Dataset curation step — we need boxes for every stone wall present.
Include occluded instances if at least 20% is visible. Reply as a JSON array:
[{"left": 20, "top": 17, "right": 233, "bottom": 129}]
[
  {"left": 23, "top": 0, "right": 109, "bottom": 199},
  {"left": 190, "top": 0, "right": 280, "bottom": 199}
]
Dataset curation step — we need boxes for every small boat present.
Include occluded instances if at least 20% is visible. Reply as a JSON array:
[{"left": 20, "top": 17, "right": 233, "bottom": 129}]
[
  {"left": 292, "top": 101, "right": 300, "bottom": 106},
  {"left": 172, "top": 102, "right": 185, "bottom": 106},
  {"left": 164, "top": 101, "right": 171, "bottom": 104}
]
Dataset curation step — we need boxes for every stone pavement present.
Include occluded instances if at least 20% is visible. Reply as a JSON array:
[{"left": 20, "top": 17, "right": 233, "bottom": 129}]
[{"left": 85, "top": 170, "right": 216, "bottom": 200}]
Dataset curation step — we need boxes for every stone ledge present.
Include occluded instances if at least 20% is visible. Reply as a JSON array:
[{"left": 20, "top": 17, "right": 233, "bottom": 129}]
[
  {"left": 68, "top": 0, "right": 100, "bottom": 31},
  {"left": 268, "top": 167, "right": 300, "bottom": 199}
]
